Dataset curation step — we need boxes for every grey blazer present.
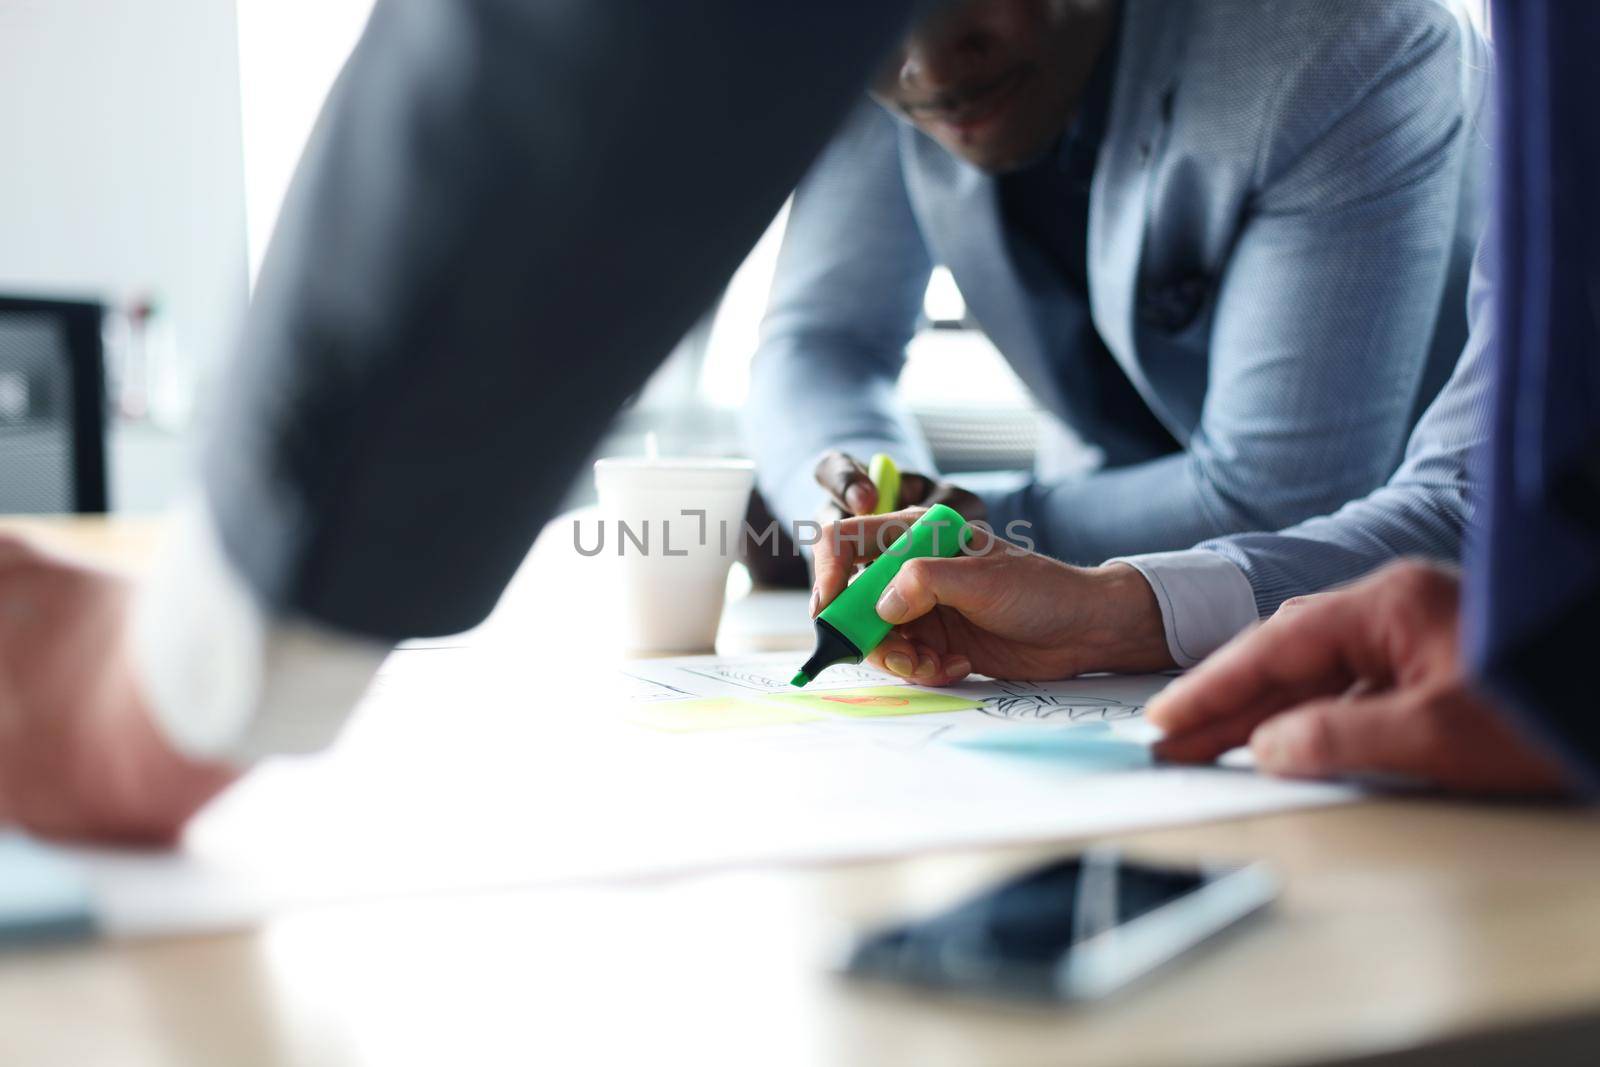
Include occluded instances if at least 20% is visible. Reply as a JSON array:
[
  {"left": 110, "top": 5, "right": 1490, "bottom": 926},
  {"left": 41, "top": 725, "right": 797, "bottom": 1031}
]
[{"left": 746, "top": 0, "right": 1487, "bottom": 563}]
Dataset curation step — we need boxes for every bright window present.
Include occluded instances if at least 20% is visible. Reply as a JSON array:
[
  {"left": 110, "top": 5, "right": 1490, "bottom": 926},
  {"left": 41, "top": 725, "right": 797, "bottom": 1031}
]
[{"left": 236, "top": 0, "right": 376, "bottom": 281}]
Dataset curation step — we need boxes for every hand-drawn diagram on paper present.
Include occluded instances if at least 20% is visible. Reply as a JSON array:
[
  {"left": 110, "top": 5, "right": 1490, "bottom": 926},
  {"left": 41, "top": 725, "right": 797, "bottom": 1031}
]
[
  {"left": 977, "top": 680, "right": 1145, "bottom": 723},
  {"left": 617, "top": 656, "right": 1166, "bottom": 749},
  {"left": 678, "top": 660, "right": 891, "bottom": 693},
  {"left": 617, "top": 673, "right": 695, "bottom": 702}
]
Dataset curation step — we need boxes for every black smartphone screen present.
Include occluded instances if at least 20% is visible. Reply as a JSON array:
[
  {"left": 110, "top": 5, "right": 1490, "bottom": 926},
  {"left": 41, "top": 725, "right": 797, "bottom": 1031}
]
[{"left": 845, "top": 852, "right": 1269, "bottom": 1000}]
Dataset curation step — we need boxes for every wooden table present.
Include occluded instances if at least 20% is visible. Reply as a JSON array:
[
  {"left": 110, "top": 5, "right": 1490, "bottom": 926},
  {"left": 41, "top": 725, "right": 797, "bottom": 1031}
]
[{"left": 2, "top": 516, "right": 1598, "bottom": 1067}]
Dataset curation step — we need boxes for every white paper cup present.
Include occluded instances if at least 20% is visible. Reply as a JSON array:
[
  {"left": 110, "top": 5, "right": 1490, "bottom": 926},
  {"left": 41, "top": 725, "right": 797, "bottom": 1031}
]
[{"left": 593, "top": 457, "right": 756, "bottom": 654}]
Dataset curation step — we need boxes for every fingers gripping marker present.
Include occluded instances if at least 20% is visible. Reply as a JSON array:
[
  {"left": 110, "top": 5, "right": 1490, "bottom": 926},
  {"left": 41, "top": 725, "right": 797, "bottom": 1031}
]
[{"left": 792, "top": 504, "right": 972, "bottom": 686}]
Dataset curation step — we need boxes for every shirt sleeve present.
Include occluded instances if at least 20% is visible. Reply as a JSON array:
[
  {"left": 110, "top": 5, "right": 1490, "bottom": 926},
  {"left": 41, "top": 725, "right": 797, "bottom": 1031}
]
[
  {"left": 745, "top": 101, "right": 936, "bottom": 531},
  {"left": 1110, "top": 551, "right": 1257, "bottom": 668},
  {"left": 130, "top": 499, "right": 391, "bottom": 762}
]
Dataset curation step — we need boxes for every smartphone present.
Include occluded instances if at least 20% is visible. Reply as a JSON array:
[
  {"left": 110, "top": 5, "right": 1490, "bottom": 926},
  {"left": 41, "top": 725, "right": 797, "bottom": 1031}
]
[{"left": 840, "top": 850, "right": 1277, "bottom": 1002}]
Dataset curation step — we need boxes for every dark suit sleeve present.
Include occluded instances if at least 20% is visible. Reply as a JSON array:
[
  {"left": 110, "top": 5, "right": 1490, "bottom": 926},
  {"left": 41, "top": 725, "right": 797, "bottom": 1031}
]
[
  {"left": 1465, "top": 0, "right": 1600, "bottom": 787},
  {"left": 202, "top": 0, "right": 914, "bottom": 638}
]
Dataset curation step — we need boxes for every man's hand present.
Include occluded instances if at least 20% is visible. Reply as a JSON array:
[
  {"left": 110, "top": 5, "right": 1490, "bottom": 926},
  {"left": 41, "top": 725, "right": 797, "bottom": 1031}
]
[
  {"left": 813, "top": 450, "right": 987, "bottom": 524},
  {"left": 811, "top": 510, "right": 1172, "bottom": 684},
  {"left": 0, "top": 537, "right": 239, "bottom": 845},
  {"left": 1147, "top": 561, "right": 1572, "bottom": 795}
]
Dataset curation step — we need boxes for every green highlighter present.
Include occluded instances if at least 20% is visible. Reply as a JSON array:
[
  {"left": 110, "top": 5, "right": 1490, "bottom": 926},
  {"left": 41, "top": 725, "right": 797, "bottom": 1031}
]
[{"left": 791, "top": 503, "right": 973, "bottom": 688}]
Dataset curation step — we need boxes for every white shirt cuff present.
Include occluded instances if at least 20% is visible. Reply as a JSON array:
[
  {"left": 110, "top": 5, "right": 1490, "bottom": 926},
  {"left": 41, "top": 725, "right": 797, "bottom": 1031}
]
[
  {"left": 131, "top": 498, "right": 391, "bottom": 762},
  {"left": 1109, "top": 550, "right": 1258, "bottom": 669}
]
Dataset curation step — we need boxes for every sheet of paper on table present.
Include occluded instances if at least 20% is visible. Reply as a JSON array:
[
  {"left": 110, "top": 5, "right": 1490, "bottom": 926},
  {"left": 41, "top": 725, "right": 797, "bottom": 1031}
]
[
  {"left": 51, "top": 650, "right": 1358, "bottom": 938},
  {"left": 622, "top": 652, "right": 1162, "bottom": 744}
]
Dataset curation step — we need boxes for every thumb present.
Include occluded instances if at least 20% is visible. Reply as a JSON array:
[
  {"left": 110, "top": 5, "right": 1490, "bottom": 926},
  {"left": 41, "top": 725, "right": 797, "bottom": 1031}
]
[{"left": 875, "top": 555, "right": 993, "bottom": 625}]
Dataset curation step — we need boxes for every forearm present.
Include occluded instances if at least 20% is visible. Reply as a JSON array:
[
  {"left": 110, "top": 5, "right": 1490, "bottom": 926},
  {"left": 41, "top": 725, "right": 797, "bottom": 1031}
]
[
  {"left": 983, "top": 451, "right": 1257, "bottom": 565},
  {"left": 1111, "top": 551, "right": 1258, "bottom": 668},
  {"left": 1071, "top": 562, "right": 1177, "bottom": 675},
  {"left": 1200, "top": 243, "right": 1495, "bottom": 620},
  {"left": 1014, "top": 437, "right": 1475, "bottom": 669},
  {"left": 984, "top": 379, "right": 1480, "bottom": 663},
  {"left": 1100, "top": 425, "right": 1477, "bottom": 670},
  {"left": 746, "top": 337, "right": 935, "bottom": 529},
  {"left": 1199, "top": 488, "right": 1469, "bottom": 618},
  {"left": 1077, "top": 467, "right": 1474, "bottom": 668}
]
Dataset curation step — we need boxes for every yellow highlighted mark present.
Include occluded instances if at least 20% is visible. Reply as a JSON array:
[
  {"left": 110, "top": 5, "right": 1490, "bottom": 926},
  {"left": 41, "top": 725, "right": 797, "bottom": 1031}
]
[{"left": 768, "top": 685, "right": 980, "bottom": 718}]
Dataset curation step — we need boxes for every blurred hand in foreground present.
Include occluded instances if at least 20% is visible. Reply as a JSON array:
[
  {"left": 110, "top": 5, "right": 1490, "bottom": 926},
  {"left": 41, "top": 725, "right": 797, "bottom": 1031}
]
[
  {"left": 1147, "top": 561, "right": 1573, "bottom": 795},
  {"left": 0, "top": 537, "right": 238, "bottom": 845}
]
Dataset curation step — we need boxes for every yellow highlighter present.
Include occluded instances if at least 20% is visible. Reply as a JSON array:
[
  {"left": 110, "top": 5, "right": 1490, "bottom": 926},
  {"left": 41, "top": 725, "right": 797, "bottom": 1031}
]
[{"left": 868, "top": 453, "right": 901, "bottom": 515}]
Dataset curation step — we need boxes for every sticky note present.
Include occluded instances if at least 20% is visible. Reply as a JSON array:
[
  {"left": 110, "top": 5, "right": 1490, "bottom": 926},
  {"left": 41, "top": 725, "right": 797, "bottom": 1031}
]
[
  {"left": 769, "top": 686, "right": 981, "bottom": 718},
  {"left": 0, "top": 834, "right": 96, "bottom": 949},
  {"left": 627, "top": 697, "right": 824, "bottom": 733},
  {"left": 950, "top": 723, "right": 1152, "bottom": 771}
]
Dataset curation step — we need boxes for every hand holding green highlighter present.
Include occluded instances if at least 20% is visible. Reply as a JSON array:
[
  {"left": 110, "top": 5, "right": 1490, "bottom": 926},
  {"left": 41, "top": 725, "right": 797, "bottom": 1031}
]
[{"left": 792, "top": 454, "right": 972, "bottom": 687}]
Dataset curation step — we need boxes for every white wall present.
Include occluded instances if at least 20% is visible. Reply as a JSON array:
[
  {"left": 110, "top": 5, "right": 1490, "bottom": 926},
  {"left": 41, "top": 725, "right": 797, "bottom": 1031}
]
[
  {"left": 236, "top": 0, "right": 375, "bottom": 280},
  {"left": 0, "top": 0, "right": 250, "bottom": 390}
]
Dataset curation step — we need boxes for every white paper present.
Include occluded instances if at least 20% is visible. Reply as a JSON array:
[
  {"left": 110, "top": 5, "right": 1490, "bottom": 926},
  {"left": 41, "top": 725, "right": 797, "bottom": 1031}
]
[{"left": 56, "top": 651, "right": 1358, "bottom": 937}]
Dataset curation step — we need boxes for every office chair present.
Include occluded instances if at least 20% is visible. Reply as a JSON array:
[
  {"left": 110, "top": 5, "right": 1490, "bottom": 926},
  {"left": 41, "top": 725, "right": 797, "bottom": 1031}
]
[{"left": 0, "top": 296, "right": 108, "bottom": 513}]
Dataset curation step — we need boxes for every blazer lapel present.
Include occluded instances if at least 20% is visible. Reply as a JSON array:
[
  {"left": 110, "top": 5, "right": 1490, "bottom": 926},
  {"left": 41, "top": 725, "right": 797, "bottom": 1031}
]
[
  {"left": 900, "top": 128, "right": 1076, "bottom": 421},
  {"left": 1088, "top": 0, "right": 1193, "bottom": 395}
]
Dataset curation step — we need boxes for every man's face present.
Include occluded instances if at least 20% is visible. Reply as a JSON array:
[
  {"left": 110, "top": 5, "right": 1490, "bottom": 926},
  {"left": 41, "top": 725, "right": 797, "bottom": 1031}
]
[{"left": 871, "top": 0, "right": 1116, "bottom": 174}]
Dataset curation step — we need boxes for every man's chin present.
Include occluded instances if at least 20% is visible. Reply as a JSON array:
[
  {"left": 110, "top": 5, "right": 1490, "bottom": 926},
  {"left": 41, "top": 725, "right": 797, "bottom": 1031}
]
[{"left": 943, "top": 130, "right": 1052, "bottom": 175}]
